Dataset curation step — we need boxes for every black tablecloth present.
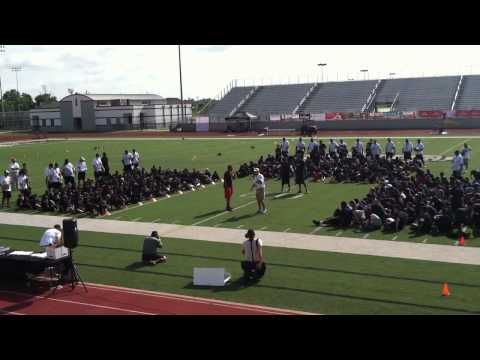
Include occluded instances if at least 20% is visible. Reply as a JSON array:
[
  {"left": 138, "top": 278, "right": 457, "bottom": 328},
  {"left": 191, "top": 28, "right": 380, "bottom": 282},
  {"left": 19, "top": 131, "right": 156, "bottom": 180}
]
[{"left": 0, "top": 252, "right": 70, "bottom": 281}]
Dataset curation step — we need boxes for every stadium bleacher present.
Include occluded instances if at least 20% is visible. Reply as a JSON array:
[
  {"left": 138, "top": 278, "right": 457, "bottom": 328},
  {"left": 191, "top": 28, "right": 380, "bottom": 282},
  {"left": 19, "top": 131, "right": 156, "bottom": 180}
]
[
  {"left": 454, "top": 75, "right": 480, "bottom": 110},
  {"left": 207, "top": 74, "right": 480, "bottom": 120}
]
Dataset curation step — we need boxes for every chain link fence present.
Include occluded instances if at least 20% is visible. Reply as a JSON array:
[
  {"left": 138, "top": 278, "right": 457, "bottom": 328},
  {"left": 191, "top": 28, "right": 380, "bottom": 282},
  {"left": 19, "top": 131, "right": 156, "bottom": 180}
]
[{"left": 0, "top": 111, "right": 31, "bottom": 130}]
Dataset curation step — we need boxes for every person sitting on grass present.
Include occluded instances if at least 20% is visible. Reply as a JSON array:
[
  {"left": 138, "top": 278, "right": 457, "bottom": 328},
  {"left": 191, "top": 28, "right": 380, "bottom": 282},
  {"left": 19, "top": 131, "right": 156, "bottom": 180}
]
[
  {"left": 142, "top": 231, "right": 167, "bottom": 265},
  {"left": 241, "top": 229, "right": 266, "bottom": 281}
]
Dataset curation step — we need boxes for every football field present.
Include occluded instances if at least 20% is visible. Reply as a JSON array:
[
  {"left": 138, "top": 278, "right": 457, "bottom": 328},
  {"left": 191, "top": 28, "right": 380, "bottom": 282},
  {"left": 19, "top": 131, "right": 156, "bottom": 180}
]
[{"left": 1, "top": 135, "right": 480, "bottom": 314}]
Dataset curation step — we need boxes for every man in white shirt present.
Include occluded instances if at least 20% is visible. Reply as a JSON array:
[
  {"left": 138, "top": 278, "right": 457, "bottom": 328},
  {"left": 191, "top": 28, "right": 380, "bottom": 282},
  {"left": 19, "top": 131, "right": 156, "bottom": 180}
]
[
  {"left": 132, "top": 149, "right": 140, "bottom": 169},
  {"left": 370, "top": 140, "right": 381, "bottom": 159},
  {"left": 452, "top": 150, "right": 464, "bottom": 178},
  {"left": 1, "top": 170, "right": 12, "bottom": 208},
  {"left": 352, "top": 138, "right": 364, "bottom": 157},
  {"left": 51, "top": 163, "right": 63, "bottom": 189},
  {"left": 63, "top": 158, "right": 76, "bottom": 187},
  {"left": 122, "top": 150, "right": 133, "bottom": 173},
  {"left": 307, "top": 138, "right": 317, "bottom": 156},
  {"left": 250, "top": 168, "right": 267, "bottom": 214},
  {"left": 328, "top": 139, "right": 338, "bottom": 158},
  {"left": 9, "top": 158, "right": 20, "bottom": 191},
  {"left": 385, "top": 138, "right": 396, "bottom": 160},
  {"left": 76, "top": 157, "right": 87, "bottom": 187},
  {"left": 39, "top": 225, "right": 62, "bottom": 250},
  {"left": 402, "top": 139, "right": 413, "bottom": 161},
  {"left": 92, "top": 153, "right": 105, "bottom": 181},
  {"left": 241, "top": 229, "right": 266, "bottom": 281},
  {"left": 415, "top": 139, "right": 425, "bottom": 165},
  {"left": 280, "top": 138, "right": 289, "bottom": 157},
  {"left": 295, "top": 138, "right": 306, "bottom": 158},
  {"left": 461, "top": 143, "right": 471, "bottom": 170}
]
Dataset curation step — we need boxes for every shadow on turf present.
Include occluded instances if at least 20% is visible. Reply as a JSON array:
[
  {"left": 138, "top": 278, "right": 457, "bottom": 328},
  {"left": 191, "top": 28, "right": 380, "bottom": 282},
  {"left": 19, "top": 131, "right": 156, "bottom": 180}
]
[
  {"left": 193, "top": 210, "right": 225, "bottom": 219},
  {"left": 4, "top": 235, "right": 480, "bottom": 289}
]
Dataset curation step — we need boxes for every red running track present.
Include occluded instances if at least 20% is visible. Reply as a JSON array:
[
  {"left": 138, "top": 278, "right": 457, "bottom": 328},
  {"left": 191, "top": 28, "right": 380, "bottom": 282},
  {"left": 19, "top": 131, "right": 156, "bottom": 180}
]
[{"left": 0, "top": 283, "right": 313, "bottom": 315}]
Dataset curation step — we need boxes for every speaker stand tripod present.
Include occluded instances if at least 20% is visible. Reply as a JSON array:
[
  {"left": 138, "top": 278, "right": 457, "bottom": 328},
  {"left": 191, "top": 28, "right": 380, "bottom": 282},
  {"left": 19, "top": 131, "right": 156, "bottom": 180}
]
[{"left": 66, "top": 249, "right": 87, "bottom": 292}]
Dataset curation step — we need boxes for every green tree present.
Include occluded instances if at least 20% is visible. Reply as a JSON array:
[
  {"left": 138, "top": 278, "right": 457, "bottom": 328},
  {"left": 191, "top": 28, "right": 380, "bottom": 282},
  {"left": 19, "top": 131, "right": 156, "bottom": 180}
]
[
  {"left": 1, "top": 89, "right": 35, "bottom": 111},
  {"left": 34, "top": 93, "right": 58, "bottom": 108}
]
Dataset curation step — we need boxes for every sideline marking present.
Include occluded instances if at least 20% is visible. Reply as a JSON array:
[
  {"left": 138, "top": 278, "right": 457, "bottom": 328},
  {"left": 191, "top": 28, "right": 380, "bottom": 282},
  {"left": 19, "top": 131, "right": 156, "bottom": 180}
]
[
  {"left": 310, "top": 227, "right": 322, "bottom": 234},
  {"left": 191, "top": 200, "right": 256, "bottom": 226},
  {"left": 289, "top": 194, "right": 304, "bottom": 200}
]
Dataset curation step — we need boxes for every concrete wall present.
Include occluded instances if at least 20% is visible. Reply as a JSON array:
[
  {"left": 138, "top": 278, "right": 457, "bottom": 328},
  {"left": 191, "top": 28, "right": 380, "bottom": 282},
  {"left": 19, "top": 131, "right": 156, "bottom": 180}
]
[{"left": 81, "top": 101, "right": 96, "bottom": 131}]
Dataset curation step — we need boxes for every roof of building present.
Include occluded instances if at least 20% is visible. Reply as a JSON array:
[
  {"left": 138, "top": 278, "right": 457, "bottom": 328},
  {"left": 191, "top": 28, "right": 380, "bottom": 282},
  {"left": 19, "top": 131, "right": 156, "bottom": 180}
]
[{"left": 59, "top": 93, "right": 164, "bottom": 102}]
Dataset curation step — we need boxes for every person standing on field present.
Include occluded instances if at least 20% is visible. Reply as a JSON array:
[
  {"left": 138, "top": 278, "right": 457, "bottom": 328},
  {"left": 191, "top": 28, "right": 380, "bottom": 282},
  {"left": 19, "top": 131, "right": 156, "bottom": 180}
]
[
  {"left": 223, "top": 165, "right": 235, "bottom": 211},
  {"left": 250, "top": 168, "right": 267, "bottom": 214},
  {"left": 9, "top": 158, "right": 20, "bottom": 191},
  {"left": 461, "top": 143, "right": 471, "bottom": 170}
]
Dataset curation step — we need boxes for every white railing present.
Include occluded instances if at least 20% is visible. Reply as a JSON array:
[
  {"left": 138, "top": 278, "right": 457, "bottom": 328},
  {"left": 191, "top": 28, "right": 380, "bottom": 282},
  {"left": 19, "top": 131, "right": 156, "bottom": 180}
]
[
  {"left": 390, "top": 92, "right": 400, "bottom": 111},
  {"left": 361, "top": 79, "right": 382, "bottom": 112},
  {"left": 451, "top": 75, "right": 464, "bottom": 110},
  {"left": 229, "top": 86, "right": 260, "bottom": 117},
  {"left": 292, "top": 83, "right": 318, "bottom": 114}
]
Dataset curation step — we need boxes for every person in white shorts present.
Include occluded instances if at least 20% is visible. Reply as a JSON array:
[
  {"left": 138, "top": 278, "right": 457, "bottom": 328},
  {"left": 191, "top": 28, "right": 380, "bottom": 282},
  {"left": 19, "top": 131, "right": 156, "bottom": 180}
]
[
  {"left": 250, "top": 168, "right": 267, "bottom": 214},
  {"left": 9, "top": 158, "right": 20, "bottom": 191}
]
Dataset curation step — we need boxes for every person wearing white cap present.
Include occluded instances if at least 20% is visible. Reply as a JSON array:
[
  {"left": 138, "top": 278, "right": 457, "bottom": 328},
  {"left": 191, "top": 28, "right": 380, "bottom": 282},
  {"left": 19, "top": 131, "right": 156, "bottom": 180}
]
[
  {"left": 250, "top": 168, "right": 267, "bottom": 214},
  {"left": 76, "top": 156, "right": 87, "bottom": 187},
  {"left": 0, "top": 170, "right": 12, "bottom": 208}
]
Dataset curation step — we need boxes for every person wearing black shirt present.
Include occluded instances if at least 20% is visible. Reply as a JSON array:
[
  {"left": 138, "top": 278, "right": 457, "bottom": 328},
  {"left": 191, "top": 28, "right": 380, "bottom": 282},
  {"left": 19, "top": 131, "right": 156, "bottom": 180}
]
[
  {"left": 101, "top": 152, "right": 110, "bottom": 176},
  {"left": 295, "top": 158, "right": 308, "bottom": 193},
  {"left": 280, "top": 157, "right": 291, "bottom": 193},
  {"left": 223, "top": 165, "right": 234, "bottom": 211}
]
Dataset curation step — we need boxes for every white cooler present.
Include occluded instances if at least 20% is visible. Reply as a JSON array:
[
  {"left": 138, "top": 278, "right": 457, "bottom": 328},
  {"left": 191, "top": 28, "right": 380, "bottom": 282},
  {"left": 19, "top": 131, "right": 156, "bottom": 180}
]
[{"left": 46, "top": 246, "right": 69, "bottom": 259}]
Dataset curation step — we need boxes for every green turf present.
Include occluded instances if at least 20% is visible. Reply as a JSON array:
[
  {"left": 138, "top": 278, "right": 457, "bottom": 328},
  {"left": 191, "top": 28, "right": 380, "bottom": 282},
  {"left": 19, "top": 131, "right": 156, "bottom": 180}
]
[
  {"left": 1, "top": 223, "right": 479, "bottom": 315},
  {"left": 0, "top": 136, "right": 478, "bottom": 247}
]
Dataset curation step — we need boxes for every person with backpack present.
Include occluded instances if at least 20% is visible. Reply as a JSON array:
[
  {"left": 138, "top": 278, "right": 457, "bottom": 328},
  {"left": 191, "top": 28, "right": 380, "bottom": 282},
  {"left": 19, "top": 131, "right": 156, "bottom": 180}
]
[{"left": 241, "top": 229, "right": 266, "bottom": 281}]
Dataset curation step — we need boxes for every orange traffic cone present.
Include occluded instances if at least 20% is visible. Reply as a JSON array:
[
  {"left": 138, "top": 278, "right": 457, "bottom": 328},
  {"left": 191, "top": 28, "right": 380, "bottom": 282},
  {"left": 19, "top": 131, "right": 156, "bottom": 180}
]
[
  {"left": 459, "top": 234, "right": 465, "bottom": 246},
  {"left": 441, "top": 282, "right": 450, "bottom": 297}
]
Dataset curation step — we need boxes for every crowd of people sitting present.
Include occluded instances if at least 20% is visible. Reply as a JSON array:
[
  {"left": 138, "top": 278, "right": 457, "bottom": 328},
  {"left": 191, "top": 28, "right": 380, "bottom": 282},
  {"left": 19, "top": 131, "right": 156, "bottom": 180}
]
[
  {"left": 4, "top": 149, "right": 220, "bottom": 216},
  {"left": 235, "top": 136, "right": 476, "bottom": 237}
]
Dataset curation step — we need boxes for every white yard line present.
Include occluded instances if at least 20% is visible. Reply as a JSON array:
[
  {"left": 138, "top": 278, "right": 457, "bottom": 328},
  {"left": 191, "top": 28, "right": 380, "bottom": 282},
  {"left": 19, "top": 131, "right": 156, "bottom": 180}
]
[
  {"left": 310, "top": 227, "right": 322, "bottom": 234},
  {"left": 191, "top": 200, "right": 256, "bottom": 226},
  {"left": 392, "top": 235, "right": 398, "bottom": 241},
  {"left": 289, "top": 194, "right": 304, "bottom": 200},
  {"left": 363, "top": 233, "right": 369, "bottom": 239},
  {"left": 236, "top": 225, "right": 245, "bottom": 229},
  {"left": 283, "top": 228, "right": 291, "bottom": 233},
  {"left": 152, "top": 218, "right": 162, "bottom": 223},
  {"left": 336, "top": 231, "right": 344, "bottom": 236},
  {"left": 260, "top": 226, "right": 268, "bottom": 230},
  {"left": 439, "top": 138, "right": 472, "bottom": 156},
  {"left": 131, "top": 217, "right": 142, "bottom": 222},
  {"left": 274, "top": 193, "right": 291, "bottom": 199}
]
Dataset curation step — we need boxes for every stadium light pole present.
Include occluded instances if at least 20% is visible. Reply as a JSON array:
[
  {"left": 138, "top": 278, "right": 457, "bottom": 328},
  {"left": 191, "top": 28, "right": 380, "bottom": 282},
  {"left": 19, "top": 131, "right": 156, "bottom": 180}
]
[
  {"left": 10, "top": 65, "right": 23, "bottom": 111},
  {"left": 0, "top": 45, "right": 5, "bottom": 117},
  {"left": 178, "top": 45, "right": 184, "bottom": 124},
  {"left": 317, "top": 63, "right": 327, "bottom": 83},
  {"left": 360, "top": 69, "right": 368, "bottom": 80}
]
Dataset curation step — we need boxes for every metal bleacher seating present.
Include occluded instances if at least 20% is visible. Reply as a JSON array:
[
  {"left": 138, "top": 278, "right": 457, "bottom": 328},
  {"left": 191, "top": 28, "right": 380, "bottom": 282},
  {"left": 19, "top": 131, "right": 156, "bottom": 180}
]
[
  {"left": 375, "top": 76, "right": 459, "bottom": 111},
  {"left": 208, "top": 86, "right": 255, "bottom": 118},
  {"left": 239, "top": 83, "right": 313, "bottom": 114},
  {"left": 454, "top": 75, "right": 480, "bottom": 110},
  {"left": 299, "top": 80, "right": 376, "bottom": 113}
]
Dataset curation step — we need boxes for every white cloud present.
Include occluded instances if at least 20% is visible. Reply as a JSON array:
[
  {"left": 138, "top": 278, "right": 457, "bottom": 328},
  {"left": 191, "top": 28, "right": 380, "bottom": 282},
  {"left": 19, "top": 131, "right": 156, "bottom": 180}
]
[{"left": 1, "top": 45, "right": 480, "bottom": 100}]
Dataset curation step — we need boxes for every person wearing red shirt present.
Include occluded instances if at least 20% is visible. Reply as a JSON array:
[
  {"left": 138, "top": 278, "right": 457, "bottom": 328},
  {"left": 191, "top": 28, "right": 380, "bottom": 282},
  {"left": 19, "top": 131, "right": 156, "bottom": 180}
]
[{"left": 224, "top": 165, "right": 235, "bottom": 211}]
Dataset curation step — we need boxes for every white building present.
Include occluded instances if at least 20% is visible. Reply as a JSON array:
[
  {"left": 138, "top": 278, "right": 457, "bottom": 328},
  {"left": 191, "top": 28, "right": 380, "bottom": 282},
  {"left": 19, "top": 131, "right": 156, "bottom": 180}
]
[{"left": 30, "top": 93, "right": 192, "bottom": 132}]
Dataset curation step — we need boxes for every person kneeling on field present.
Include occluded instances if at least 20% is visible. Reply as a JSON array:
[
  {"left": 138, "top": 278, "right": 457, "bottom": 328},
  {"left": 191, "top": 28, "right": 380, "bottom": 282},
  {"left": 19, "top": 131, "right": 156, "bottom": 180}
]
[
  {"left": 241, "top": 229, "right": 266, "bottom": 281},
  {"left": 142, "top": 231, "right": 167, "bottom": 265}
]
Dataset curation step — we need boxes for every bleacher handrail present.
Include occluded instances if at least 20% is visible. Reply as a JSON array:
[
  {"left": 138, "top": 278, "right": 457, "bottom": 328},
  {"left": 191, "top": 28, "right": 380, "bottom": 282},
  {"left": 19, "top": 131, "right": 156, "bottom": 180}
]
[
  {"left": 293, "top": 83, "right": 318, "bottom": 114},
  {"left": 451, "top": 75, "right": 463, "bottom": 110},
  {"left": 390, "top": 92, "right": 400, "bottom": 112},
  {"left": 229, "top": 86, "right": 260, "bottom": 117},
  {"left": 361, "top": 79, "right": 382, "bottom": 113}
]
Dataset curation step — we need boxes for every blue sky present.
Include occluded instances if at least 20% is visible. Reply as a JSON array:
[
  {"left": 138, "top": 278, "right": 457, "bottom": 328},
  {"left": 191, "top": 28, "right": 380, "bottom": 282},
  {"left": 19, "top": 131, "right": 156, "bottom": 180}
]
[{"left": 1, "top": 45, "right": 479, "bottom": 100}]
